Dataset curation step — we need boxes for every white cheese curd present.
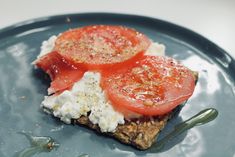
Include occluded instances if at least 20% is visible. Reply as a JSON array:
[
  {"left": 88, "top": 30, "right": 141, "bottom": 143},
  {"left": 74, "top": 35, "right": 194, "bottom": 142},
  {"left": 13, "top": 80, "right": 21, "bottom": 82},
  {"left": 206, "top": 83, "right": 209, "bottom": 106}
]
[
  {"left": 42, "top": 72, "right": 125, "bottom": 132},
  {"left": 37, "top": 35, "right": 57, "bottom": 59},
  {"left": 38, "top": 35, "right": 166, "bottom": 132},
  {"left": 145, "top": 42, "right": 165, "bottom": 56}
]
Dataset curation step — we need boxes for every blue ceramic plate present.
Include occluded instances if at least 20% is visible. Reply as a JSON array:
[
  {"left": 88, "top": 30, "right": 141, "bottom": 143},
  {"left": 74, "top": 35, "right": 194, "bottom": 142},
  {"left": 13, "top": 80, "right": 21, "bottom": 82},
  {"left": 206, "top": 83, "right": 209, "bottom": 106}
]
[{"left": 0, "top": 13, "right": 235, "bottom": 157}]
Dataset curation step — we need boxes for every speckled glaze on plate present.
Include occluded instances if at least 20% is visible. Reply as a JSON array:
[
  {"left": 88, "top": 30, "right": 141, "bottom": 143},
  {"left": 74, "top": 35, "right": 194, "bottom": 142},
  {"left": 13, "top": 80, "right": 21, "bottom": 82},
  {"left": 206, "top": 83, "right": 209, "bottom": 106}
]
[{"left": 0, "top": 13, "right": 235, "bottom": 157}]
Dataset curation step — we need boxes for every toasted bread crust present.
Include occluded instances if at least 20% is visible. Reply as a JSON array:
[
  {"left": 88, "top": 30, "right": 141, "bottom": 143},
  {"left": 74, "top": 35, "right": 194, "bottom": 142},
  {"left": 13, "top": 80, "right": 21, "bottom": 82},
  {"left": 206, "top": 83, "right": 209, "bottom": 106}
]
[{"left": 74, "top": 114, "right": 171, "bottom": 150}]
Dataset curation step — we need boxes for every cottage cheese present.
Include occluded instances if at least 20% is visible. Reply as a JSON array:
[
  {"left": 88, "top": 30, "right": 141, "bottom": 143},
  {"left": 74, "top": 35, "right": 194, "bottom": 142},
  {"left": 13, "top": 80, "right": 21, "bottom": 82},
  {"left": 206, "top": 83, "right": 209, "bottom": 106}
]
[
  {"left": 42, "top": 72, "right": 124, "bottom": 132},
  {"left": 39, "top": 35, "right": 165, "bottom": 132},
  {"left": 146, "top": 42, "right": 165, "bottom": 56},
  {"left": 37, "top": 35, "right": 57, "bottom": 59}
]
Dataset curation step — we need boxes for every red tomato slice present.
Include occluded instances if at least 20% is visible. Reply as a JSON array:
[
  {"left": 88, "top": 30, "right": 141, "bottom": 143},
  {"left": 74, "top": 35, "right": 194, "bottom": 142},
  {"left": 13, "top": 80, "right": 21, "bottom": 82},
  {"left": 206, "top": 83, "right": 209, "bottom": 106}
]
[
  {"left": 54, "top": 25, "right": 150, "bottom": 70},
  {"left": 35, "top": 51, "right": 85, "bottom": 94},
  {"left": 101, "top": 56, "right": 196, "bottom": 116}
]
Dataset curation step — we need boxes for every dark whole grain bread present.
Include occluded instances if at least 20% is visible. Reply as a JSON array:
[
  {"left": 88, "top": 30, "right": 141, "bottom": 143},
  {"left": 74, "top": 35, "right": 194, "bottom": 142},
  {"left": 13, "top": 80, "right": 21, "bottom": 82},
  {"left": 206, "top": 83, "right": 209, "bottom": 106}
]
[
  {"left": 73, "top": 71, "right": 198, "bottom": 150},
  {"left": 74, "top": 113, "right": 171, "bottom": 150}
]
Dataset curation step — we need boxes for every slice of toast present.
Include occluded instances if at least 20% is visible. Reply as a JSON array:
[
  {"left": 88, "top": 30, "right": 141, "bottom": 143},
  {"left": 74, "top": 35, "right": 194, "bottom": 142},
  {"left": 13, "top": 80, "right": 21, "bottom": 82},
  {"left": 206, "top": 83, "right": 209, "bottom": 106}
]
[
  {"left": 72, "top": 71, "right": 198, "bottom": 150},
  {"left": 74, "top": 112, "right": 171, "bottom": 150}
]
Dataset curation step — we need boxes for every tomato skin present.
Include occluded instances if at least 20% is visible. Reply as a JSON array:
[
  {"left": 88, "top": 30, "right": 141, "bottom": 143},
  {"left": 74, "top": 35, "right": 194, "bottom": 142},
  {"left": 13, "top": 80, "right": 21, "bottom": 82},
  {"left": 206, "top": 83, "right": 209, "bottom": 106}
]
[
  {"left": 48, "top": 65, "right": 85, "bottom": 94},
  {"left": 34, "top": 51, "right": 61, "bottom": 80},
  {"left": 101, "top": 56, "right": 196, "bottom": 116},
  {"left": 35, "top": 51, "right": 85, "bottom": 94},
  {"left": 54, "top": 25, "right": 151, "bottom": 71}
]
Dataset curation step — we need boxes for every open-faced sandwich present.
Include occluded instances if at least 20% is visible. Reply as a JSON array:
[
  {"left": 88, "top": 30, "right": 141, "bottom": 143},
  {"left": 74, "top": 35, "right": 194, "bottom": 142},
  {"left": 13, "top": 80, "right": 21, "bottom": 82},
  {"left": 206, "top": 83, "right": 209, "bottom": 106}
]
[{"left": 34, "top": 25, "right": 197, "bottom": 150}]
